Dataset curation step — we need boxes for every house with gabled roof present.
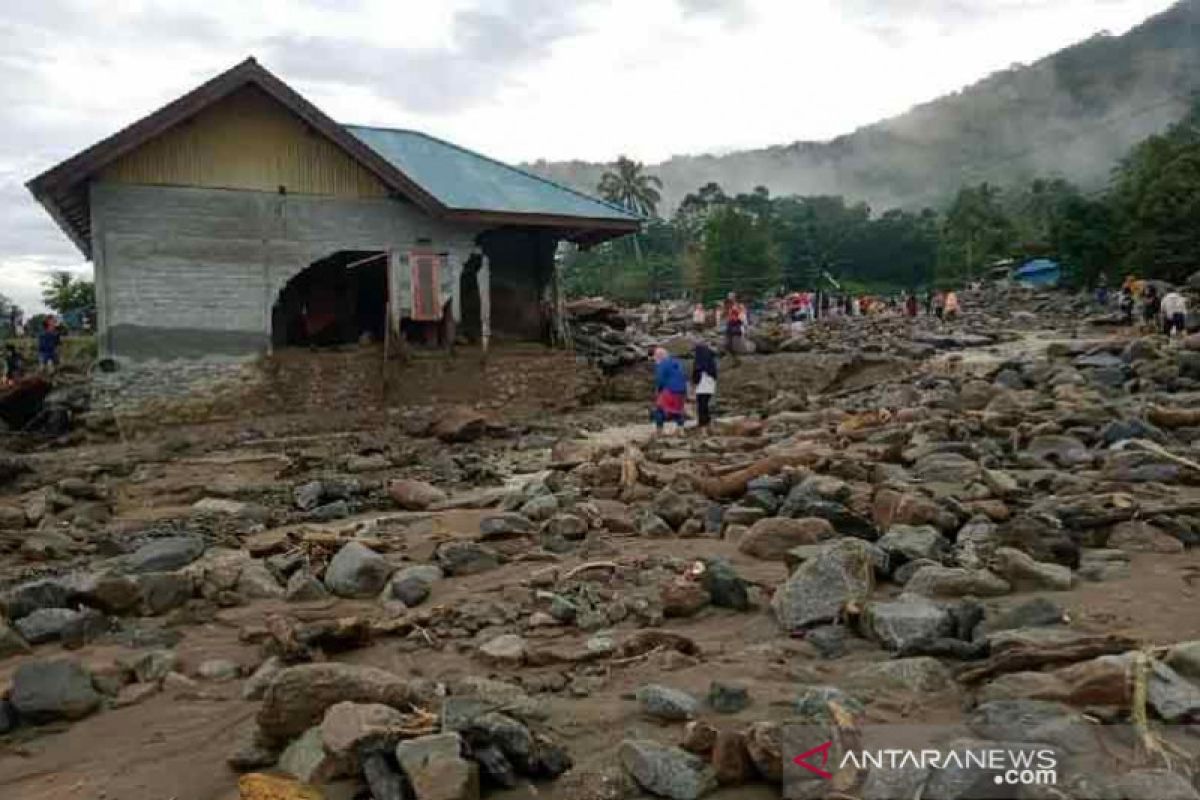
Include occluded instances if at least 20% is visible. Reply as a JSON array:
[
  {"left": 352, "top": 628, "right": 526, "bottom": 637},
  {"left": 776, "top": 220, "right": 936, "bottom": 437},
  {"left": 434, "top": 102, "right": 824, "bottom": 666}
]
[{"left": 27, "top": 57, "right": 640, "bottom": 363}]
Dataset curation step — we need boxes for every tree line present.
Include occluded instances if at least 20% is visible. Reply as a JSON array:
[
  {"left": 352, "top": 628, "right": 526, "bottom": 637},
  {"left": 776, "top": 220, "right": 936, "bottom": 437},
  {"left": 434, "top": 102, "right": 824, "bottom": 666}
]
[
  {"left": 567, "top": 100, "right": 1200, "bottom": 302},
  {"left": 0, "top": 271, "right": 95, "bottom": 338}
]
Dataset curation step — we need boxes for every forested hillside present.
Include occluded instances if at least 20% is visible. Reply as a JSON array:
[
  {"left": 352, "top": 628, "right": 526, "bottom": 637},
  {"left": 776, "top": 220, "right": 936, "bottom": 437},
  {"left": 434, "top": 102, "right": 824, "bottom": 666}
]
[{"left": 532, "top": 0, "right": 1200, "bottom": 214}]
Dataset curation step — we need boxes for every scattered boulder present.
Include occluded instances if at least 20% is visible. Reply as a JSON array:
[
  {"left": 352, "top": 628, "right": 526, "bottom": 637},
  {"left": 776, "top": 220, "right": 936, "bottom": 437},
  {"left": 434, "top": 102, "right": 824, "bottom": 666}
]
[
  {"left": 652, "top": 489, "right": 692, "bottom": 530},
  {"left": 117, "top": 535, "right": 205, "bottom": 574},
  {"left": 388, "top": 479, "right": 447, "bottom": 510},
  {"left": 636, "top": 684, "right": 700, "bottom": 721},
  {"left": 14, "top": 607, "right": 84, "bottom": 644},
  {"left": 619, "top": 739, "right": 717, "bottom": 800},
  {"left": 636, "top": 510, "right": 674, "bottom": 538},
  {"left": 389, "top": 565, "right": 443, "bottom": 607},
  {"left": 479, "top": 512, "right": 536, "bottom": 539},
  {"left": 10, "top": 658, "right": 101, "bottom": 722},
  {"left": 320, "top": 701, "right": 411, "bottom": 761},
  {"left": 772, "top": 539, "right": 876, "bottom": 630},
  {"left": 323, "top": 541, "right": 393, "bottom": 598},
  {"left": 395, "top": 732, "right": 479, "bottom": 800},
  {"left": 738, "top": 517, "right": 833, "bottom": 560},
  {"left": 707, "top": 681, "right": 750, "bottom": 714},
  {"left": 864, "top": 598, "right": 954, "bottom": 651},
  {"left": 903, "top": 566, "right": 1010, "bottom": 598},
  {"left": 877, "top": 524, "right": 947, "bottom": 563},
  {"left": 257, "top": 663, "right": 416, "bottom": 743},
  {"left": 990, "top": 547, "right": 1073, "bottom": 590},
  {"left": 699, "top": 558, "right": 750, "bottom": 611},
  {"left": 967, "top": 699, "right": 1093, "bottom": 753},
  {"left": 431, "top": 406, "right": 489, "bottom": 443},
  {"left": 436, "top": 542, "right": 500, "bottom": 576}
]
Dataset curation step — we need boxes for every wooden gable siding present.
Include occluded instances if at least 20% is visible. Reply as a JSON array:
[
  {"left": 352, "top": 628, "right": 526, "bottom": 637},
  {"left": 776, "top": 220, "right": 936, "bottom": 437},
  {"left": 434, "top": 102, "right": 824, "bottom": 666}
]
[{"left": 100, "top": 85, "right": 388, "bottom": 199}]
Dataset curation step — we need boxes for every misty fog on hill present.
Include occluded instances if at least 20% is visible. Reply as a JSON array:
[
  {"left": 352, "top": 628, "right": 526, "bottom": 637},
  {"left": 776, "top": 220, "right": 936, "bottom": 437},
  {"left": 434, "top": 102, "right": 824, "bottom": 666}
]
[{"left": 529, "top": 0, "right": 1200, "bottom": 214}]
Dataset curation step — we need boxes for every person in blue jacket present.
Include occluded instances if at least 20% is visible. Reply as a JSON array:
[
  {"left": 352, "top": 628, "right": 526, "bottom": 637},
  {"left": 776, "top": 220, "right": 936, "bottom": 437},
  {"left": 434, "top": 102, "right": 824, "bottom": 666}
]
[{"left": 651, "top": 346, "right": 688, "bottom": 433}]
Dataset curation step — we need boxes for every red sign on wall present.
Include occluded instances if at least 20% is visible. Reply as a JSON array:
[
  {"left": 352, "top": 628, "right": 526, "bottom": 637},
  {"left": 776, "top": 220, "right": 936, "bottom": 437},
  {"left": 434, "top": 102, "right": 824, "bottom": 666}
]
[{"left": 409, "top": 251, "right": 444, "bottom": 321}]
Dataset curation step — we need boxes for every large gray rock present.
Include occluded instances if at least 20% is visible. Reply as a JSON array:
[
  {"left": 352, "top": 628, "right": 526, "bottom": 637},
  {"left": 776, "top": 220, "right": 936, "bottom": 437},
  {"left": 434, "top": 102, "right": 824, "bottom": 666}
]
[
  {"left": 10, "top": 659, "right": 101, "bottom": 722},
  {"left": 848, "top": 658, "right": 951, "bottom": 694},
  {"left": 389, "top": 565, "right": 443, "bottom": 607},
  {"left": 904, "top": 566, "right": 1010, "bottom": 598},
  {"left": 395, "top": 732, "right": 478, "bottom": 800},
  {"left": 118, "top": 536, "right": 206, "bottom": 574},
  {"left": 387, "top": 478, "right": 447, "bottom": 511},
  {"left": 967, "top": 700, "right": 1093, "bottom": 753},
  {"left": 738, "top": 517, "right": 833, "bottom": 560},
  {"left": 436, "top": 541, "right": 500, "bottom": 575},
  {"left": 138, "top": 571, "right": 194, "bottom": 615},
  {"left": 320, "top": 701, "right": 411, "bottom": 761},
  {"left": 323, "top": 541, "right": 392, "bottom": 598},
  {"left": 480, "top": 512, "right": 536, "bottom": 539},
  {"left": 865, "top": 598, "right": 954, "bottom": 651},
  {"left": 257, "top": 663, "right": 416, "bottom": 743},
  {"left": 990, "top": 547, "right": 1073, "bottom": 591},
  {"left": 914, "top": 452, "right": 981, "bottom": 483},
  {"left": 877, "top": 525, "right": 947, "bottom": 563},
  {"left": 1118, "top": 769, "right": 1200, "bottom": 800},
  {"left": 1025, "top": 435, "right": 1093, "bottom": 468},
  {"left": 1099, "top": 653, "right": 1200, "bottom": 723},
  {"left": 952, "top": 517, "right": 998, "bottom": 570},
  {"left": 4, "top": 578, "right": 73, "bottom": 620},
  {"left": 620, "top": 739, "right": 717, "bottom": 800},
  {"left": 636, "top": 510, "right": 674, "bottom": 537},
  {"left": 278, "top": 725, "right": 340, "bottom": 784},
  {"left": 652, "top": 489, "right": 692, "bottom": 530},
  {"left": 771, "top": 539, "right": 875, "bottom": 630},
  {"left": 636, "top": 684, "right": 700, "bottom": 721},
  {"left": 15, "top": 607, "right": 84, "bottom": 644}
]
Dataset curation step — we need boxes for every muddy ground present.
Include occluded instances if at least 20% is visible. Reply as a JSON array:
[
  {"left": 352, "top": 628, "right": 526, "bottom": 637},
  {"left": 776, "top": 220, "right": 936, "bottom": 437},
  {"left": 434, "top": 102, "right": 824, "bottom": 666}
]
[{"left": 4, "top": 286, "right": 1200, "bottom": 800}]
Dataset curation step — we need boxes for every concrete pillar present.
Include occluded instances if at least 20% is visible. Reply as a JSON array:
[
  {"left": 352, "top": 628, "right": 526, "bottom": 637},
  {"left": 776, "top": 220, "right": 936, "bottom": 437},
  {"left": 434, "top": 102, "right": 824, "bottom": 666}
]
[{"left": 477, "top": 254, "right": 491, "bottom": 356}]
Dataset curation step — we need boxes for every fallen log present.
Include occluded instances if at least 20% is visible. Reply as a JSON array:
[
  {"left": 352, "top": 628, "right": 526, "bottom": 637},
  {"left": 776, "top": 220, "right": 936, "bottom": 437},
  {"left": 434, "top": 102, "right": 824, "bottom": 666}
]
[
  {"left": 688, "top": 450, "right": 820, "bottom": 500},
  {"left": 1147, "top": 406, "right": 1200, "bottom": 430},
  {"left": 956, "top": 633, "right": 1138, "bottom": 685}
]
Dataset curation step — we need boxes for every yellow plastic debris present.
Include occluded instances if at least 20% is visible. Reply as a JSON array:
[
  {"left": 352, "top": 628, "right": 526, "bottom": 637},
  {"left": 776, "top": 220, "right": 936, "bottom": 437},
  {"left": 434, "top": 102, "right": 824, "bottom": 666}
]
[{"left": 238, "top": 773, "right": 324, "bottom": 800}]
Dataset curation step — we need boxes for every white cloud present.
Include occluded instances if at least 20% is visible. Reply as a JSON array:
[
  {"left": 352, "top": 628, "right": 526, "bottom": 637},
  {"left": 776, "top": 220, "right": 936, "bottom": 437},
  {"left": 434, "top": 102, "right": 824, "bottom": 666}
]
[{"left": 0, "top": 0, "right": 1179, "bottom": 312}]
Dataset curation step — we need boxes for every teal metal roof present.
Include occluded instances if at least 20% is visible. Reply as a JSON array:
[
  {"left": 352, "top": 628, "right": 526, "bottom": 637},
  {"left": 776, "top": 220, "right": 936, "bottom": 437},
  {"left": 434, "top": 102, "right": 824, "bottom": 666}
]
[{"left": 345, "top": 125, "right": 640, "bottom": 223}]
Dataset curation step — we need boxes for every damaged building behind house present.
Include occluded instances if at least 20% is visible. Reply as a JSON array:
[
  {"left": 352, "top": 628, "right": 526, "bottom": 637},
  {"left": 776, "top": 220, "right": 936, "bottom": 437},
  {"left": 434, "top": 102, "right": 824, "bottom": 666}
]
[{"left": 26, "top": 57, "right": 639, "bottom": 411}]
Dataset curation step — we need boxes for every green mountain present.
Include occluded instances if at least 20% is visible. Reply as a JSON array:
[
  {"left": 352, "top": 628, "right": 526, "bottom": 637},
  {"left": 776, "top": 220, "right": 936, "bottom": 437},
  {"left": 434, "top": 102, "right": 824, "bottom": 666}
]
[{"left": 528, "top": 0, "right": 1200, "bottom": 213}]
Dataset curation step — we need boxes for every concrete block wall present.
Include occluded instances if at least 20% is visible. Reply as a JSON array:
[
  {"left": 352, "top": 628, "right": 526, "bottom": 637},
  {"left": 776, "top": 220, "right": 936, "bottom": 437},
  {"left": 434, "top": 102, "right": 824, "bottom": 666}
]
[{"left": 90, "top": 182, "right": 483, "bottom": 361}]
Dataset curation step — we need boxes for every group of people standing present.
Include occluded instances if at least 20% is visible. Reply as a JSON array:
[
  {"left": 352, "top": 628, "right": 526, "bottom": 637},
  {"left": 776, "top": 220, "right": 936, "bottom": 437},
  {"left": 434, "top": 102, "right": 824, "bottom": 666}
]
[
  {"left": 651, "top": 341, "right": 717, "bottom": 435},
  {"left": 1111, "top": 276, "right": 1189, "bottom": 336},
  {"left": 2, "top": 317, "right": 63, "bottom": 385},
  {"left": 776, "top": 288, "right": 960, "bottom": 322}
]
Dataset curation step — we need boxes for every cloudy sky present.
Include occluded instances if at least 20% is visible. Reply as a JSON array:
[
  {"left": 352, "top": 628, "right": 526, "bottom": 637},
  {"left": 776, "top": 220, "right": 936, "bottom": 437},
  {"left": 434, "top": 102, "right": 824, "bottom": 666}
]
[{"left": 0, "top": 0, "right": 1177, "bottom": 314}]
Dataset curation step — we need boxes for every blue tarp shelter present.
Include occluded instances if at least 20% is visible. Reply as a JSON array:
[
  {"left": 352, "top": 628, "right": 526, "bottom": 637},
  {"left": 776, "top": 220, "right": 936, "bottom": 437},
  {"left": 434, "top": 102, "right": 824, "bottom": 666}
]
[{"left": 1014, "top": 259, "right": 1061, "bottom": 287}]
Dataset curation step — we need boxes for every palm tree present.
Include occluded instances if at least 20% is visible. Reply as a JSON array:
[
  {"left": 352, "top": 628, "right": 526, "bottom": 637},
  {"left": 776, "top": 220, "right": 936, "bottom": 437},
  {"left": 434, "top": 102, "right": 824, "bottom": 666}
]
[
  {"left": 598, "top": 156, "right": 662, "bottom": 218},
  {"left": 598, "top": 157, "right": 662, "bottom": 269}
]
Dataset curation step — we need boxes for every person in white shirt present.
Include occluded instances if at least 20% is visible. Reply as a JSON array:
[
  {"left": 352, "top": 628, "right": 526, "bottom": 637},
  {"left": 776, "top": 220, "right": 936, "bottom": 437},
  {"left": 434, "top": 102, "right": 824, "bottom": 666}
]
[{"left": 1160, "top": 290, "right": 1187, "bottom": 336}]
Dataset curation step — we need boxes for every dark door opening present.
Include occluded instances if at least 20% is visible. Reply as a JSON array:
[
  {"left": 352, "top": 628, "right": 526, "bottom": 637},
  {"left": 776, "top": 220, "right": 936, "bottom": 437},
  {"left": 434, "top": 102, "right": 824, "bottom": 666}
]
[
  {"left": 272, "top": 250, "right": 387, "bottom": 348},
  {"left": 458, "top": 253, "right": 482, "bottom": 343}
]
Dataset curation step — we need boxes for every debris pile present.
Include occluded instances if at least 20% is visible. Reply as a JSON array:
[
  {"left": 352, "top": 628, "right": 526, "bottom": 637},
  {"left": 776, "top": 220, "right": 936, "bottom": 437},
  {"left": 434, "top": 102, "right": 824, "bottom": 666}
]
[{"left": 2, "top": 285, "right": 1200, "bottom": 798}]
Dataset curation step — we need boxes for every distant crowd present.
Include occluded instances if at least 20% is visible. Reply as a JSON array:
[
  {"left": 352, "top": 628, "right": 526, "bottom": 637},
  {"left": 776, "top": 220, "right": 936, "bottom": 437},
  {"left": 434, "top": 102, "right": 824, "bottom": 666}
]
[{"left": 1103, "top": 275, "right": 1189, "bottom": 336}]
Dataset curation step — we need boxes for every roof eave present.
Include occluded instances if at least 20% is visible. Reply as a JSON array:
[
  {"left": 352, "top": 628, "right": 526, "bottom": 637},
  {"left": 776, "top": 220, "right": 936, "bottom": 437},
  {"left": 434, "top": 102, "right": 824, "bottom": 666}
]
[
  {"left": 444, "top": 207, "right": 642, "bottom": 232},
  {"left": 29, "top": 186, "right": 91, "bottom": 260}
]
